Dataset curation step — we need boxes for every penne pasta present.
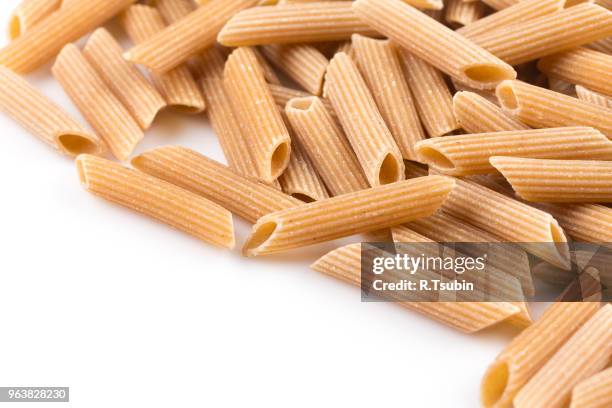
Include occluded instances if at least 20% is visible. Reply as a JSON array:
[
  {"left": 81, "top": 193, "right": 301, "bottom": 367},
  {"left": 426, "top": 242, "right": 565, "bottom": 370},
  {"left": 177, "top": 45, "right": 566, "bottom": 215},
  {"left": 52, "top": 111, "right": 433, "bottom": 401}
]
[
  {"left": 269, "top": 83, "right": 310, "bottom": 108},
  {"left": 496, "top": 80, "right": 612, "bottom": 139},
  {"left": 398, "top": 50, "right": 459, "bottom": 137},
  {"left": 538, "top": 48, "right": 612, "bottom": 96},
  {"left": 121, "top": 4, "right": 205, "bottom": 113},
  {"left": 514, "top": 304, "right": 612, "bottom": 408},
  {"left": 217, "top": 2, "right": 379, "bottom": 46},
  {"left": 0, "top": 65, "right": 104, "bottom": 157},
  {"left": 82, "top": 28, "right": 166, "bottom": 130},
  {"left": 285, "top": 97, "right": 369, "bottom": 196},
  {"left": 278, "top": 134, "right": 329, "bottom": 202},
  {"left": 324, "top": 52, "right": 405, "bottom": 186},
  {"left": 445, "top": 0, "right": 486, "bottom": 27},
  {"left": 8, "top": 0, "right": 61, "bottom": 40},
  {"left": 77, "top": 154, "right": 234, "bottom": 249},
  {"left": 457, "top": 0, "right": 564, "bottom": 39},
  {"left": 437, "top": 175, "right": 570, "bottom": 268},
  {"left": 243, "top": 176, "right": 455, "bottom": 256},
  {"left": 491, "top": 157, "right": 612, "bottom": 203},
  {"left": 353, "top": 0, "right": 516, "bottom": 90},
  {"left": 469, "top": 3, "right": 612, "bottom": 65},
  {"left": 261, "top": 44, "right": 329, "bottom": 95},
  {"left": 52, "top": 44, "right": 143, "bottom": 161},
  {"left": 131, "top": 146, "right": 301, "bottom": 223},
  {"left": 252, "top": 47, "right": 282, "bottom": 86},
  {"left": 198, "top": 47, "right": 264, "bottom": 182},
  {"left": 352, "top": 35, "right": 426, "bottom": 161},
  {"left": 311, "top": 243, "right": 527, "bottom": 333},
  {"left": 576, "top": 85, "right": 612, "bottom": 109},
  {"left": 570, "top": 367, "right": 612, "bottom": 408},
  {"left": 0, "top": 0, "right": 135, "bottom": 74},
  {"left": 481, "top": 302, "right": 600, "bottom": 408},
  {"left": 416, "top": 127, "right": 612, "bottom": 176},
  {"left": 125, "top": 0, "right": 258, "bottom": 74},
  {"left": 535, "top": 203, "right": 612, "bottom": 243},
  {"left": 453, "top": 91, "right": 529, "bottom": 134},
  {"left": 224, "top": 47, "right": 292, "bottom": 183}
]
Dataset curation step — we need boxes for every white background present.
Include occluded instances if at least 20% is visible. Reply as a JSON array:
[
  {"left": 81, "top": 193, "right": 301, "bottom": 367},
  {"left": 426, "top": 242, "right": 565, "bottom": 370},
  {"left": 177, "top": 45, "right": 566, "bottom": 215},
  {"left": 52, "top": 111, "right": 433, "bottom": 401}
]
[{"left": 0, "top": 3, "right": 534, "bottom": 407}]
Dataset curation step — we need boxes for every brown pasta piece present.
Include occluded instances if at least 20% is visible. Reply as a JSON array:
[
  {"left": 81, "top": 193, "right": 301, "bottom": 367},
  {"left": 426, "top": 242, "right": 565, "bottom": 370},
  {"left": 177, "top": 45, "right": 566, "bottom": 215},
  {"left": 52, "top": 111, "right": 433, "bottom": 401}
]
[
  {"left": 353, "top": 0, "right": 517, "bottom": 90},
  {"left": 352, "top": 35, "right": 426, "bottom": 160},
  {"left": 82, "top": 28, "right": 166, "bottom": 130},
  {"left": 217, "top": 2, "right": 379, "bottom": 46},
  {"left": 399, "top": 50, "right": 459, "bottom": 137},
  {"left": 77, "top": 154, "right": 234, "bottom": 249},
  {"left": 132, "top": 146, "right": 301, "bottom": 223},
  {"left": 8, "top": 0, "right": 61, "bottom": 40},
  {"left": 453, "top": 91, "right": 529, "bottom": 134},
  {"left": 121, "top": 4, "right": 205, "bottom": 113},
  {"left": 0, "top": 0, "right": 136, "bottom": 73},
  {"left": 285, "top": 96, "right": 369, "bottom": 196},
  {"left": 496, "top": 80, "right": 612, "bottom": 139},
  {"left": 324, "top": 52, "right": 405, "bottom": 186},
  {"left": 52, "top": 44, "right": 143, "bottom": 161},
  {"left": 0, "top": 65, "right": 104, "bottom": 156},
  {"left": 125, "top": 0, "right": 258, "bottom": 73},
  {"left": 223, "top": 47, "right": 292, "bottom": 182}
]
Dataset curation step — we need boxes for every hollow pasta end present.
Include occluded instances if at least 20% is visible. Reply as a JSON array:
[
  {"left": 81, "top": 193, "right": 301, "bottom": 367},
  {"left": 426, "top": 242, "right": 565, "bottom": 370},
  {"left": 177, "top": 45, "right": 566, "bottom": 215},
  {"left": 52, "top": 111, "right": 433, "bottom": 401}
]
[{"left": 481, "top": 361, "right": 509, "bottom": 407}]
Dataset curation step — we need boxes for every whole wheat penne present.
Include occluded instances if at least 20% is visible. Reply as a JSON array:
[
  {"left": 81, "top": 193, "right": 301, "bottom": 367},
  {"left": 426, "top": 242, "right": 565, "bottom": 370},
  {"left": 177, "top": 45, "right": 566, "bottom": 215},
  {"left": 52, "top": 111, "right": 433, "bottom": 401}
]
[
  {"left": 121, "top": 5, "right": 205, "bottom": 113},
  {"left": 570, "top": 367, "right": 612, "bottom": 408},
  {"left": 416, "top": 127, "right": 612, "bottom": 176},
  {"left": 132, "top": 146, "right": 301, "bottom": 223},
  {"left": 497, "top": 80, "right": 612, "bottom": 139},
  {"left": 536, "top": 203, "right": 612, "bottom": 243},
  {"left": 0, "top": 0, "right": 135, "bottom": 74},
  {"left": 285, "top": 97, "right": 369, "bottom": 196},
  {"left": 324, "top": 52, "right": 405, "bottom": 186},
  {"left": 125, "top": 0, "right": 257, "bottom": 74},
  {"left": 538, "top": 48, "right": 612, "bottom": 96},
  {"left": 52, "top": 44, "right": 142, "bottom": 161},
  {"left": 8, "top": 0, "right": 61, "bottom": 40},
  {"left": 398, "top": 50, "right": 459, "bottom": 137},
  {"left": 224, "top": 47, "right": 292, "bottom": 182},
  {"left": 261, "top": 44, "right": 329, "bottom": 95},
  {"left": 243, "top": 176, "right": 455, "bottom": 256},
  {"left": 77, "top": 154, "right": 234, "bottom": 248},
  {"left": 278, "top": 133, "right": 329, "bottom": 202},
  {"left": 82, "top": 28, "right": 166, "bottom": 130},
  {"left": 597, "top": 0, "right": 612, "bottom": 9},
  {"left": 491, "top": 157, "right": 612, "bottom": 203},
  {"left": 198, "top": 47, "right": 262, "bottom": 180},
  {"left": 437, "top": 175, "right": 570, "bottom": 268},
  {"left": 481, "top": 302, "right": 600, "bottom": 408},
  {"left": 352, "top": 35, "right": 425, "bottom": 161},
  {"left": 451, "top": 77, "right": 500, "bottom": 105},
  {"left": 457, "top": 0, "right": 564, "bottom": 39},
  {"left": 396, "top": 211, "right": 534, "bottom": 297},
  {"left": 453, "top": 91, "right": 529, "bottom": 134},
  {"left": 252, "top": 47, "right": 282, "bottom": 85},
  {"left": 0, "top": 66, "right": 104, "bottom": 157},
  {"left": 217, "top": 2, "right": 378, "bottom": 46},
  {"left": 576, "top": 85, "right": 612, "bottom": 109},
  {"left": 514, "top": 304, "right": 611, "bottom": 408},
  {"left": 469, "top": 3, "right": 612, "bottom": 65},
  {"left": 311, "top": 243, "right": 526, "bottom": 333},
  {"left": 445, "top": 0, "right": 486, "bottom": 26},
  {"left": 353, "top": 0, "right": 516, "bottom": 90}
]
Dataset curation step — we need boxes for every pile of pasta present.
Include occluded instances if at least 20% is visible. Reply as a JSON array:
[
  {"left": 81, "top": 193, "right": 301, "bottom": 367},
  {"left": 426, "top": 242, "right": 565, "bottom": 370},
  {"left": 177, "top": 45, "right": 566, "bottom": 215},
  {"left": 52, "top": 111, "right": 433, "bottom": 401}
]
[{"left": 0, "top": 0, "right": 611, "bottom": 406}]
